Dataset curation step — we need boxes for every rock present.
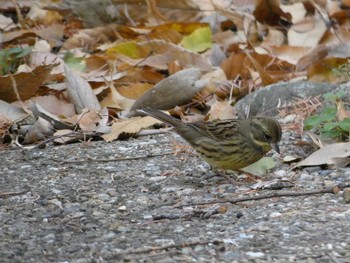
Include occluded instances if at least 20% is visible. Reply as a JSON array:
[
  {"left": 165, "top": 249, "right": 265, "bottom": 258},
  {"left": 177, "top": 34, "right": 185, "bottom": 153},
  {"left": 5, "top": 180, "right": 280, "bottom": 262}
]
[
  {"left": 343, "top": 188, "right": 350, "bottom": 203},
  {"left": 234, "top": 81, "right": 339, "bottom": 117}
]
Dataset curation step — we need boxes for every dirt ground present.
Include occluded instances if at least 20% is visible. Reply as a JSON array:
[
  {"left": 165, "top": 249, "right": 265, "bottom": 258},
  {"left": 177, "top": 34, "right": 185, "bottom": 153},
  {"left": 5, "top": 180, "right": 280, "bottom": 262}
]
[{"left": 1, "top": 132, "right": 350, "bottom": 262}]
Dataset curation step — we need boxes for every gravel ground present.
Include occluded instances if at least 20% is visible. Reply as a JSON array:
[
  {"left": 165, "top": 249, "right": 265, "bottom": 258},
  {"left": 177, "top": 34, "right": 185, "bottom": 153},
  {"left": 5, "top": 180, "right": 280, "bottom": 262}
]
[{"left": 1, "top": 131, "right": 350, "bottom": 263}]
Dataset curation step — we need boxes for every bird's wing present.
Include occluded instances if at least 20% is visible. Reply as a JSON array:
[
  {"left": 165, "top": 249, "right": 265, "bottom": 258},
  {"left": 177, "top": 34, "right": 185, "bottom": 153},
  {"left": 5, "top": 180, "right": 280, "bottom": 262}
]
[{"left": 189, "top": 119, "right": 241, "bottom": 141}]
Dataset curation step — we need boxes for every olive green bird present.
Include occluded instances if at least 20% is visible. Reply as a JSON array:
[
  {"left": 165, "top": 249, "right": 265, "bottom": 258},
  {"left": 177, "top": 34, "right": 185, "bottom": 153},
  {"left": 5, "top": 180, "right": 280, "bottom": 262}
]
[{"left": 139, "top": 107, "right": 282, "bottom": 171}]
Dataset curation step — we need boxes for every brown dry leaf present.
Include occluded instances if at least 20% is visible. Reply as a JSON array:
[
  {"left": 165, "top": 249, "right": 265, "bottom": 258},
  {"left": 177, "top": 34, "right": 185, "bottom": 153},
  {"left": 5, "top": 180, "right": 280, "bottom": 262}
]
[
  {"left": 206, "top": 101, "right": 236, "bottom": 121},
  {"left": 28, "top": 51, "right": 64, "bottom": 77},
  {"left": 336, "top": 99, "right": 350, "bottom": 121},
  {"left": 22, "top": 117, "right": 54, "bottom": 144},
  {"left": 27, "top": 3, "right": 63, "bottom": 24},
  {"left": 253, "top": 0, "right": 292, "bottom": 27},
  {"left": 63, "top": 24, "right": 134, "bottom": 50},
  {"left": 201, "top": 68, "right": 227, "bottom": 84},
  {"left": 85, "top": 55, "right": 109, "bottom": 73},
  {"left": 108, "top": 68, "right": 163, "bottom": 93},
  {"left": 107, "top": 39, "right": 212, "bottom": 71},
  {"left": 0, "top": 65, "right": 55, "bottom": 103},
  {"left": 1, "top": 29, "right": 36, "bottom": 44},
  {"left": 65, "top": 65, "right": 101, "bottom": 113},
  {"left": 221, "top": 51, "right": 293, "bottom": 85},
  {"left": 29, "top": 102, "right": 75, "bottom": 130},
  {"left": 296, "top": 44, "right": 330, "bottom": 71},
  {"left": 211, "top": 0, "right": 253, "bottom": 30},
  {"left": 319, "top": 28, "right": 350, "bottom": 45},
  {"left": 307, "top": 57, "right": 348, "bottom": 83},
  {"left": 1, "top": 23, "right": 64, "bottom": 47},
  {"left": 33, "top": 24, "right": 65, "bottom": 47},
  {"left": 221, "top": 52, "right": 250, "bottom": 80},
  {"left": 53, "top": 129, "right": 81, "bottom": 144},
  {"left": 102, "top": 116, "right": 161, "bottom": 142},
  {"left": 0, "top": 100, "right": 28, "bottom": 122},
  {"left": 0, "top": 14, "right": 16, "bottom": 31},
  {"left": 77, "top": 109, "right": 102, "bottom": 132},
  {"left": 245, "top": 52, "right": 276, "bottom": 85},
  {"left": 328, "top": 157, "right": 350, "bottom": 168},
  {"left": 31, "top": 95, "right": 75, "bottom": 117},
  {"left": 117, "top": 83, "right": 154, "bottom": 100},
  {"left": 146, "top": 0, "right": 168, "bottom": 25},
  {"left": 261, "top": 29, "right": 285, "bottom": 47},
  {"left": 112, "top": 0, "right": 200, "bottom": 26},
  {"left": 288, "top": 16, "right": 327, "bottom": 47},
  {"left": 262, "top": 44, "right": 311, "bottom": 65},
  {"left": 100, "top": 86, "right": 135, "bottom": 110},
  {"left": 295, "top": 143, "right": 350, "bottom": 168}
]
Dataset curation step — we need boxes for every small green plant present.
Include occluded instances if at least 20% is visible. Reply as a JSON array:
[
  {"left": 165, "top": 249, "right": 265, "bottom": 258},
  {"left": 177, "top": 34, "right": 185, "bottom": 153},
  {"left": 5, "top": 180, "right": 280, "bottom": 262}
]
[
  {"left": 304, "top": 91, "right": 350, "bottom": 141},
  {"left": 0, "top": 46, "right": 32, "bottom": 75},
  {"left": 63, "top": 52, "right": 86, "bottom": 72}
]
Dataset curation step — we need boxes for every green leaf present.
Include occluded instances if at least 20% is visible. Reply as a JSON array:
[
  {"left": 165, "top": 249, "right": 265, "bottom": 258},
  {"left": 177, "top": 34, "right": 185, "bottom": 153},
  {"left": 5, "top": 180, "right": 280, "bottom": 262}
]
[
  {"left": 323, "top": 90, "right": 346, "bottom": 102},
  {"left": 304, "top": 115, "right": 321, "bottom": 130},
  {"left": 319, "top": 107, "right": 337, "bottom": 122},
  {"left": 241, "top": 157, "right": 276, "bottom": 176},
  {"left": 339, "top": 118, "right": 350, "bottom": 132},
  {"left": 322, "top": 129, "right": 341, "bottom": 139},
  {"left": 14, "top": 47, "right": 32, "bottom": 58},
  {"left": 181, "top": 27, "right": 212, "bottom": 52},
  {"left": 108, "top": 41, "right": 147, "bottom": 59},
  {"left": 323, "top": 122, "right": 338, "bottom": 131},
  {"left": 64, "top": 52, "right": 86, "bottom": 72}
]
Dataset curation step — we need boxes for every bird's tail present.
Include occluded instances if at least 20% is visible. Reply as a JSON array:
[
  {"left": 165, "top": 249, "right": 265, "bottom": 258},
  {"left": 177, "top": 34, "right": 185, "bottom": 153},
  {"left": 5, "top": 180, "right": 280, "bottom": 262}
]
[{"left": 137, "top": 108, "right": 183, "bottom": 127}]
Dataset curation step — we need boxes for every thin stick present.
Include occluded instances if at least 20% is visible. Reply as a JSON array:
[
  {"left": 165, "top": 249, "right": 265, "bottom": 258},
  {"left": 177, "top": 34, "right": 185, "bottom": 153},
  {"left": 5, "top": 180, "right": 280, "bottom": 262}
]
[
  {"left": 52, "top": 151, "right": 174, "bottom": 164},
  {"left": 108, "top": 239, "right": 224, "bottom": 258},
  {"left": 174, "top": 186, "right": 340, "bottom": 208},
  {"left": 0, "top": 187, "right": 30, "bottom": 198}
]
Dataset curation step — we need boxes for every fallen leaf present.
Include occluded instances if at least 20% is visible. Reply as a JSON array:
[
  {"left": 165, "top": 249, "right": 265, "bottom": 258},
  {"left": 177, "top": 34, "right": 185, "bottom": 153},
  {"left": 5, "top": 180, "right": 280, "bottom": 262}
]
[
  {"left": 0, "top": 65, "right": 55, "bottom": 103},
  {"left": 242, "top": 157, "right": 277, "bottom": 176},
  {"left": 336, "top": 99, "right": 350, "bottom": 121},
  {"left": 102, "top": 116, "right": 161, "bottom": 142},
  {"left": 207, "top": 100, "right": 236, "bottom": 121},
  {"left": 181, "top": 26, "right": 212, "bottom": 52},
  {"left": 65, "top": 65, "right": 101, "bottom": 113},
  {"left": 294, "top": 142, "right": 350, "bottom": 168},
  {"left": 0, "top": 100, "right": 28, "bottom": 122}
]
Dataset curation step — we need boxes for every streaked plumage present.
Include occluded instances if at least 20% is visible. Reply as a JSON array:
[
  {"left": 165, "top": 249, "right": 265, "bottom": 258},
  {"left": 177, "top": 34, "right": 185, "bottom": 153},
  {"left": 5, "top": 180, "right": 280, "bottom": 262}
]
[{"left": 139, "top": 107, "right": 281, "bottom": 170}]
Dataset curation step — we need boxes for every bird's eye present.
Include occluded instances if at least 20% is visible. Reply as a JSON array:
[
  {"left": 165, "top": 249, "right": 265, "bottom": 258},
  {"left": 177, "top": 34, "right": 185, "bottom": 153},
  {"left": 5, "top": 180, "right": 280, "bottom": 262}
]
[{"left": 264, "top": 133, "right": 272, "bottom": 141}]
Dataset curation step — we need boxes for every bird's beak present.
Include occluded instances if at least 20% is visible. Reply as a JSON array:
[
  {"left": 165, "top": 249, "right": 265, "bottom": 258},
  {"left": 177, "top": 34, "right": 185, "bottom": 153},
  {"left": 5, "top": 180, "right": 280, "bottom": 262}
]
[{"left": 270, "top": 143, "right": 280, "bottom": 154}]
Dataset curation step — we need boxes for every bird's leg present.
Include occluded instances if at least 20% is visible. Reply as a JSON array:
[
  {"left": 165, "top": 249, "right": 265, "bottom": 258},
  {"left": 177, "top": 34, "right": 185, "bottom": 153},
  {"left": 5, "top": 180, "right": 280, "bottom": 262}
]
[
  {"left": 205, "top": 165, "right": 241, "bottom": 186},
  {"left": 237, "top": 169, "right": 260, "bottom": 183},
  {"left": 216, "top": 170, "right": 241, "bottom": 186}
]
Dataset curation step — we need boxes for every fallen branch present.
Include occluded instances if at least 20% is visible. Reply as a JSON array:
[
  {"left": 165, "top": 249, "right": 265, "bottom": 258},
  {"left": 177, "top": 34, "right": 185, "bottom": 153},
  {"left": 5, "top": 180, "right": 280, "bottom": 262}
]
[
  {"left": 174, "top": 186, "right": 341, "bottom": 208},
  {"left": 52, "top": 151, "right": 173, "bottom": 164},
  {"left": 0, "top": 187, "right": 30, "bottom": 198},
  {"left": 107, "top": 239, "right": 224, "bottom": 259}
]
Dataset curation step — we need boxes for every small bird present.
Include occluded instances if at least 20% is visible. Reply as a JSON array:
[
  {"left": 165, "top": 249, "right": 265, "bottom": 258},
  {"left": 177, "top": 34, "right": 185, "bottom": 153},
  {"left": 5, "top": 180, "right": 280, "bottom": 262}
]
[{"left": 139, "top": 108, "right": 281, "bottom": 171}]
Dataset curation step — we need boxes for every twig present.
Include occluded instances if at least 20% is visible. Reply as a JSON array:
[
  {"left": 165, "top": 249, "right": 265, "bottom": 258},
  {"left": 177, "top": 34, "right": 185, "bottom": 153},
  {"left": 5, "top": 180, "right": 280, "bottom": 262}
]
[
  {"left": 0, "top": 187, "right": 30, "bottom": 198},
  {"left": 108, "top": 239, "right": 224, "bottom": 259},
  {"left": 16, "top": 131, "right": 87, "bottom": 150},
  {"left": 52, "top": 151, "right": 174, "bottom": 164},
  {"left": 173, "top": 186, "right": 341, "bottom": 208}
]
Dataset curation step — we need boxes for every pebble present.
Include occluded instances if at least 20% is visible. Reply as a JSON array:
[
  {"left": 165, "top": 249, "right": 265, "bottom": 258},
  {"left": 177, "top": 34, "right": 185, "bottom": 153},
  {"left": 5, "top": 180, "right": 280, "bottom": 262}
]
[
  {"left": 343, "top": 188, "right": 350, "bottom": 203},
  {"left": 270, "top": 212, "right": 282, "bottom": 218},
  {"left": 274, "top": 169, "right": 287, "bottom": 177},
  {"left": 299, "top": 173, "right": 313, "bottom": 181},
  {"left": 118, "top": 206, "right": 127, "bottom": 211},
  {"left": 143, "top": 214, "right": 153, "bottom": 220},
  {"left": 246, "top": 252, "right": 265, "bottom": 258},
  {"left": 174, "top": 226, "right": 185, "bottom": 233},
  {"left": 282, "top": 114, "right": 296, "bottom": 123}
]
